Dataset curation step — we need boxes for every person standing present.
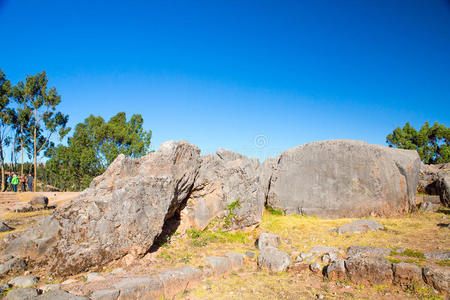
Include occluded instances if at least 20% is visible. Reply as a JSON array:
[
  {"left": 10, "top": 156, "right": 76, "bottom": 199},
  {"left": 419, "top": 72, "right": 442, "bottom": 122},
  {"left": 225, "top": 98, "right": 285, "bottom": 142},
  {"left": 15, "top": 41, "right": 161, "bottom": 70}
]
[
  {"left": 27, "top": 173, "right": 33, "bottom": 192},
  {"left": 11, "top": 173, "right": 19, "bottom": 193},
  {"left": 20, "top": 174, "right": 27, "bottom": 192},
  {"left": 3, "top": 173, "right": 11, "bottom": 192}
]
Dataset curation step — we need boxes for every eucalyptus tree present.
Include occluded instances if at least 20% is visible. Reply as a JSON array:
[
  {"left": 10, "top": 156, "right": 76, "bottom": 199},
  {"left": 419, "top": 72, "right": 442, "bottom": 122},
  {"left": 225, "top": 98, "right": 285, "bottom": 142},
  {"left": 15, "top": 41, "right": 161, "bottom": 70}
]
[
  {"left": 15, "top": 71, "right": 70, "bottom": 191},
  {"left": 0, "top": 69, "right": 14, "bottom": 190}
]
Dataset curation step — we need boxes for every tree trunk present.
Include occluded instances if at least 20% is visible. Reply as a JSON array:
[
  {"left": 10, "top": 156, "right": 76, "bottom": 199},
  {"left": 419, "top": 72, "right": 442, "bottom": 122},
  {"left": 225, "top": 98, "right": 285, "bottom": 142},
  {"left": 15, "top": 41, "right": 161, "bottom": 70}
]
[
  {"left": 20, "top": 125, "right": 23, "bottom": 176},
  {"left": 34, "top": 109, "right": 37, "bottom": 192}
]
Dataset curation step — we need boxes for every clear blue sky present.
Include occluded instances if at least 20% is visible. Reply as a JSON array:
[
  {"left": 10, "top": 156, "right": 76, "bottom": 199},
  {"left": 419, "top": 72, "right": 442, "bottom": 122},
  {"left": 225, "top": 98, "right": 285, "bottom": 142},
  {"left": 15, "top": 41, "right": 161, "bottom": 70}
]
[{"left": 1, "top": 0, "right": 449, "bottom": 161}]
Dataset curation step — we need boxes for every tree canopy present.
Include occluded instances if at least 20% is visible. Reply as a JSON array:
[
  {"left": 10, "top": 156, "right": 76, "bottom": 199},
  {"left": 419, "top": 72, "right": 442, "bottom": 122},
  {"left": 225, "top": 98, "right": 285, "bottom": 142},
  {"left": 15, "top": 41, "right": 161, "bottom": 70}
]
[
  {"left": 386, "top": 121, "right": 449, "bottom": 164},
  {"left": 46, "top": 112, "right": 152, "bottom": 191}
]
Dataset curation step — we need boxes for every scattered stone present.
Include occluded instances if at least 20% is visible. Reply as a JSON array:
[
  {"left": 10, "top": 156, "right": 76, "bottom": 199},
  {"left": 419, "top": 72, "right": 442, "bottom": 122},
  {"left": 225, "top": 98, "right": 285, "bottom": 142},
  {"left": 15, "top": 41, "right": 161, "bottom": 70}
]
[
  {"left": 396, "top": 248, "right": 406, "bottom": 254},
  {"left": 347, "top": 245, "right": 391, "bottom": 257},
  {"left": 0, "top": 222, "right": 14, "bottom": 232},
  {"left": 419, "top": 202, "right": 440, "bottom": 211},
  {"left": 245, "top": 251, "right": 255, "bottom": 258},
  {"left": 205, "top": 256, "right": 232, "bottom": 275},
  {"left": 423, "top": 265, "right": 450, "bottom": 294},
  {"left": 264, "top": 140, "right": 420, "bottom": 217},
  {"left": 225, "top": 253, "right": 245, "bottom": 270},
  {"left": 289, "top": 262, "right": 310, "bottom": 273},
  {"left": 90, "top": 289, "right": 120, "bottom": 300},
  {"left": 424, "top": 251, "right": 450, "bottom": 261},
  {"left": 437, "top": 171, "right": 450, "bottom": 207},
  {"left": 328, "top": 252, "right": 338, "bottom": 261},
  {"left": 61, "top": 279, "right": 77, "bottom": 285},
  {"left": 316, "top": 294, "right": 324, "bottom": 299},
  {"left": 4, "top": 287, "right": 38, "bottom": 300},
  {"left": 0, "top": 257, "right": 27, "bottom": 276},
  {"left": 8, "top": 275, "right": 39, "bottom": 288},
  {"left": 322, "top": 254, "right": 331, "bottom": 264},
  {"left": 345, "top": 256, "right": 393, "bottom": 285},
  {"left": 159, "top": 266, "right": 202, "bottom": 298},
  {"left": 392, "top": 263, "right": 423, "bottom": 287},
  {"left": 0, "top": 283, "right": 10, "bottom": 295},
  {"left": 29, "top": 195, "right": 49, "bottom": 207},
  {"left": 35, "top": 289, "right": 90, "bottom": 299},
  {"left": 310, "top": 263, "right": 322, "bottom": 273},
  {"left": 112, "top": 276, "right": 164, "bottom": 299},
  {"left": 326, "top": 259, "right": 347, "bottom": 281},
  {"left": 334, "top": 219, "right": 384, "bottom": 234},
  {"left": 86, "top": 272, "right": 104, "bottom": 282},
  {"left": 310, "top": 245, "right": 338, "bottom": 255},
  {"left": 257, "top": 246, "right": 291, "bottom": 272},
  {"left": 257, "top": 233, "right": 280, "bottom": 250},
  {"left": 39, "top": 283, "right": 61, "bottom": 292},
  {"left": 300, "top": 252, "right": 313, "bottom": 259}
]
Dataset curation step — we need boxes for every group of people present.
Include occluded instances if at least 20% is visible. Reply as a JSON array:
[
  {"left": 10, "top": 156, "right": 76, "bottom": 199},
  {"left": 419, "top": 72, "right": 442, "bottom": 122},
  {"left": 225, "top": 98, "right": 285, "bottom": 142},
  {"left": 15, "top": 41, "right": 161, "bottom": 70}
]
[{"left": 1, "top": 173, "right": 33, "bottom": 192}]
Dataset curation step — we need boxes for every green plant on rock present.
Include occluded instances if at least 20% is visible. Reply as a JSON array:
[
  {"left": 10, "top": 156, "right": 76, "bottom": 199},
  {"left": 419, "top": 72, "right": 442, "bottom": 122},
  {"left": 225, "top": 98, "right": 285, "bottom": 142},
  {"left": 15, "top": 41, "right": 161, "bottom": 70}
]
[{"left": 223, "top": 198, "right": 242, "bottom": 229}]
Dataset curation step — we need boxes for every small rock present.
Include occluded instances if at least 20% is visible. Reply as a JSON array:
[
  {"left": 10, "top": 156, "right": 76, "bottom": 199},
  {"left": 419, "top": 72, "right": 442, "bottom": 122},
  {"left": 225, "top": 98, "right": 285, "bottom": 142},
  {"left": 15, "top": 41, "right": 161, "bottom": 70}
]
[
  {"left": 205, "top": 256, "right": 232, "bottom": 275},
  {"left": 225, "top": 253, "right": 245, "bottom": 270},
  {"left": 326, "top": 259, "right": 347, "bottom": 281},
  {"left": 29, "top": 195, "right": 49, "bottom": 207},
  {"left": 39, "top": 283, "right": 61, "bottom": 292},
  {"left": 35, "top": 289, "right": 90, "bottom": 299},
  {"left": 8, "top": 275, "right": 39, "bottom": 288},
  {"left": 289, "top": 262, "right": 310, "bottom": 273},
  {"left": 61, "top": 278, "right": 78, "bottom": 285},
  {"left": 310, "top": 246, "right": 338, "bottom": 254},
  {"left": 347, "top": 245, "right": 391, "bottom": 257},
  {"left": 300, "top": 253, "right": 312, "bottom": 259},
  {"left": 257, "top": 233, "right": 281, "bottom": 250},
  {"left": 423, "top": 265, "right": 450, "bottom": 294},
  {"left": 0, "top": 257, "right": 27, "bottom": 276},
  {"left": 0, "top": 222, "right": 14, "bottom": 232},
  {"left": 4, "top": 287, "right": 38, "bottom": 300},
  {"left": 86, "top": 272, "right": 104, "bottom": 282},
  {"left": 396, "top": 248, "right": 406, "bottom": 254},
  {"left": 322, "top": 254, "right": 331, "bottom": 264},
  {"left": 245, "top": 251, "right": 255, "bottom": 258},
  {"left": 424, "top": 251, "right": 450, "bottom": 261},
  {"left": 392, "top": 263, "right": 422, "bottom": 287},
  {"left": 317, "top": 294, "right": 324, "bottom": 299},
  {"left": 257, "top": 246, "right": 291, "bottom": 272},
  {"left": 328, "top": 252, "right": 338, "bottom": 261},
  {"left": 90, "top": 289, "right": 120, "bottom": 300},
  {"left": 335, "top": 219, "right": 384, "bottom": 234},
  {"left": 0, "top": 283, "right": 11, "bottom": 295},
  {"left": 310, "top": 263, "right": 322, "bottom": 273}
]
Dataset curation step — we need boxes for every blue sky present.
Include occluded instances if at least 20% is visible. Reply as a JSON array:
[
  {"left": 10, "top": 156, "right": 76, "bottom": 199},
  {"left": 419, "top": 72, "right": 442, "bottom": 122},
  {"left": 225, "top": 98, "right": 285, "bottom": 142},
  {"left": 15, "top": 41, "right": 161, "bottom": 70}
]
[{"left": 1, "top": 0, "right": 449, "bottom": 161}]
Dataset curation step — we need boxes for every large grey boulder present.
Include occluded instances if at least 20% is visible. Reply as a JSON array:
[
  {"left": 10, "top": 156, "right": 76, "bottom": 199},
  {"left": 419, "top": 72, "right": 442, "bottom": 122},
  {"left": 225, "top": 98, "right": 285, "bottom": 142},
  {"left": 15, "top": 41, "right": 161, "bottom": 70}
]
[
  {"left": 263, "top": 140, "right": 420, "bottom": 217},
  {"left": 180, "top": 148, "right": 263, "bottom": 230},
  {"left": 437, "top": 171, "right": 450, "bottom": 207},
  {"left": 0, "top": 256, "right": 27, "bottom": 276},
  {"left": 257, "top": 233, "right": 280, "bottom": 250},
  {"left": 392, "top": 262, "right": 422, "bottom": 287},
  {"left": 4, "top": 287, "right": 38, "bottom": 300},
  {"left": 345, "top": 256, "right": 393, "bottom": 285},
  {"left": 4, "top": 141, "right": 201, "bottom": 275},
  {"left": 424, "top": 251, "right": 450, "bottom": 261},
  {"left": 423, "top": 265, "right": 450, "bottom": 295},
  {"left": 8, "top": 275, "right": 39, "bottom": 288},
  {"left": 36, "top": 289, "right": 90, "bottom": 299},
  {"left": 334, "top": 219, "right": 384, "bottom": 234},
  {"left": 347, "top": 245, "right": 391, "bottom": 257},
  {"left": 29, "top": 195, "right": 49, "bottom": 208}
]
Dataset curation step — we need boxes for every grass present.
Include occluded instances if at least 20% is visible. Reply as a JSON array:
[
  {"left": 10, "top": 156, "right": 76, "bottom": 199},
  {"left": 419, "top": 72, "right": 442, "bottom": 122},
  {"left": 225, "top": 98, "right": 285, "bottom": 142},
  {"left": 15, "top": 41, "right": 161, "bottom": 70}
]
[{"left": 0, "top": 209, "right": 53, "bottom": 239}]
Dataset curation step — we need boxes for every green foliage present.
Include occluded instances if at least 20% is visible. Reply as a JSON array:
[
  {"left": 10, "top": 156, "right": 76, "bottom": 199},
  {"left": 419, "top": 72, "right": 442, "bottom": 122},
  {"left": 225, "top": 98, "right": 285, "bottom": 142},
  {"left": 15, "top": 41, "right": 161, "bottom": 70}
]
[
  {"left": 265, "top": 205, "right": 284, "bottom": 216},
  {"left": 46, "top": 112, "right": 152, "bottom": 191},
  {"left": 187, "top": 228, "right": 249, "bottom": 248},
  {"left": 390, "top": 248, "right": 425, "bottom": 259},
  {"left": 223, "top": 198, "right": 242, "bottom": 228},
  {"left": 437, "top": 260, "right": 450, "bottom": 267},
  {"left": 387, "top": 121, "right": 450, "bottom": 164}
]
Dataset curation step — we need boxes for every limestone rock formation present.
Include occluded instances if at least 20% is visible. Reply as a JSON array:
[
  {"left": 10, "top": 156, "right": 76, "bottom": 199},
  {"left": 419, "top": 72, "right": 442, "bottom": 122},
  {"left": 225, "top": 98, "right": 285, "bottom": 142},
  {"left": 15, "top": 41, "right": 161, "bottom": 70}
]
[
  {"left": 180, "top": 148, "right": 263, "bottom": 230},
  {"left": 263, "top": 140, "right": 420, "bottom": 218},
  {"left": 437, "top": 171, "right": 450, "bottom": 207},
  {"left": 5, "top": 141, "right": 201, "bottom": 275}
]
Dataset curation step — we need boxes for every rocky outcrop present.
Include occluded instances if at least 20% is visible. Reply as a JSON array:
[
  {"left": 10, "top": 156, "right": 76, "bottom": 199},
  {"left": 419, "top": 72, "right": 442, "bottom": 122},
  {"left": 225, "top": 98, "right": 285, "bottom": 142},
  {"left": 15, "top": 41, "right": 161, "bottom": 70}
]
[
  {"left": 437, "top": 171, "right": 450, "bottom": 207},
  {"left": 418, "top": 163, "right": 450, "bottom": 207},
  {"left": 5, "top": 141, "right": 201, "bottom": 275},
  {"left": 333, "top": 219, "right": 384, "bottom": 234},
  {"left": 263, "top": 140, "right": 420, "bottom": 218},
  {"left": 180, "top": 148, "right": 262, "bottom": 230}
]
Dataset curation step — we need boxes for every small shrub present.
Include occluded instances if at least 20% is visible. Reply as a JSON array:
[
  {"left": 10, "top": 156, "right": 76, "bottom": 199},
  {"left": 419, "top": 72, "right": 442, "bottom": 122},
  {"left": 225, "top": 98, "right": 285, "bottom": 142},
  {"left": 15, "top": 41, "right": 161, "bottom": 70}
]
[
  {"left": 390, "top": 249, "right": 424, "bottom": 259},
  {"left": 437, "top": 260, "right": 450, "bottom": 267},
  {"left": 265, "top": 205, "right": 284, "bottom": 216}
]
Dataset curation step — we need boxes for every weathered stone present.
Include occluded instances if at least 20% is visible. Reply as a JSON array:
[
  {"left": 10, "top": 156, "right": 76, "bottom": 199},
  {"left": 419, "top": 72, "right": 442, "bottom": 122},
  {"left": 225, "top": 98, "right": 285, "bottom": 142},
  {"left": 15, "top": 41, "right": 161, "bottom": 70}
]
[
  {"left": 392, "top": 263, "right": 422, "bottom": 287},
  {"left": 257, "top": 233, "right": 280, "bottom": 250},
  {"left": 257, "top": 246, "right": 291, "bottom": 272},
  {"left": 419, "top": 202, "right": 440, "bottom": 211},
  {"left": 90, "top": 289, "right": 120, "bottom": 300},
  {"left": 39, "top": 284, "right": 61, "bottom": 292},
  {"left": 8, "top": 275, "right": 39, "bottom": 287},
  {"left": 265, "top": 140, "right": 420, "bottom": 217},
  {"left": 347, "top": 245, "right": 391, "bottom": 257},
  {"left": 309, "top": 263, "right": 322, "bottom": 273},
  {"left": 181, "top": 148, "right": 262, "bottom": 230},
  {"left": 326, "top": 259, "right": 347, "bottom": 281},
  {"left": 5, "top": 141, "right": 201, "bottom": 275},
  {"left": 345, "top": 256, "right": 393, "bottom": 285},
  {"left": 321, "top": 254, "right": 330, "bottom": 264},
  {"left": 4, "top": 287, "right": 38, "bottom": 300},
  {"left": 289, "top": 262, "right": 310, "bottom": 273},
  {"left": 245, "top": 251, "right": 255, "bottom": 258},
  {"left": 86, "top": 272, "right": 104, "bottom": 282},
  {"left": 423, "top": 265, "right": 450, "bottom": 294},
  {"left": 0, "top": 283, "right": 10, "bottom": 295},
  {"left": 204, "top": 256, "right": 232, "bottom": 275},
  {"left": 437, "top": 171, "right": 450, "bottom": 207},
  {"left": 424, "top": 251, "right": 450, "bottom": 261},
  {"left": 225, "top": 253, "right": 245, "bottom": 270},
  {"left": 159, "top": 266, "right": 202, "bottom": 298},
  {"left": 61, "top": 279, "right": 77, "bottom": 285},
  {"left": 36, "top": 289, "right": 90, "bottom": 299},
  {"left": 112, "top": 276, "right": 164, "bottom": 300},
  {"left": 29, "top": 195, "right": 49, "bottom": 207},
  {"left": 0, "top": 222, "right": 13, "bottom": 232},
  {"left": 0, "top": 257, "right": 27, "bottom": 276},
  {"left": 310, "top": 246, "right": 338, "bottom": 255},
  {"left": 335, "top": 219, "right": 384, "bottom": 234}
]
